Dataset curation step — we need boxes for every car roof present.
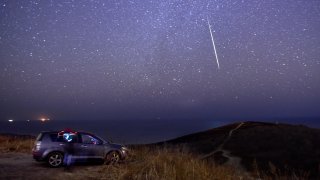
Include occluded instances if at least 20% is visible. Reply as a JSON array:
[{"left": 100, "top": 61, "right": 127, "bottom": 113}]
[{"left": 41, "top": 131, "right": 94, "bottom": 135}]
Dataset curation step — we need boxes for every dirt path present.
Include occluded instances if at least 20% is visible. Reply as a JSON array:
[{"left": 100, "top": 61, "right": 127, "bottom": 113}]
[
  {"left": 201, "top": 122, "right": 245, "bottom": 170},
  {"left": 0, "top": 152, "right": 106, "bottom": 180}
]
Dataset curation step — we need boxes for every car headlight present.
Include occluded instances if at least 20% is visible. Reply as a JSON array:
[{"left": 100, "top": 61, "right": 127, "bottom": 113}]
[{"left": 121, "top": 147, "right": 128, "bottom": 152}]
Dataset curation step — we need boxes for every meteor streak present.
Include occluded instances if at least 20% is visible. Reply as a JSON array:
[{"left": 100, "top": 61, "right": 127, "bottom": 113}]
[{"left": 207, "top": 16, "right": 220, "bottom": 69}]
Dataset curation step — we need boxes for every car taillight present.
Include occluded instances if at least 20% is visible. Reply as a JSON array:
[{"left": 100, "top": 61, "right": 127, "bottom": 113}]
[{"left": 35, "top": 142, "right": 41, "bottom": 151}]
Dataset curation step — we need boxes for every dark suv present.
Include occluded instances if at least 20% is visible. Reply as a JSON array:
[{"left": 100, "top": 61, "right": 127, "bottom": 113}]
[{"left": 32, "top": 131, "right": 128, "bottom": 167}]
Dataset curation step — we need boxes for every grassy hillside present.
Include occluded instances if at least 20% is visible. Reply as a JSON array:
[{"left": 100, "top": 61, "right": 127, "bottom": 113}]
[
  {"left": 225, "top": 123, "right": 320, "bottom": 174},
  {"left": 0, "top": 134, "right": 311, "bottom": 179},
  {"left": 161, "top": 121, "right": 320, "bottom": 178},
  {"left": 2, "top": 121, "right": 319, "bottom": 179}
]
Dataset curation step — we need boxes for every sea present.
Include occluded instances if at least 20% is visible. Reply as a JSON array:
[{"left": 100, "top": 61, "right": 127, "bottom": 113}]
[{"left": 0, "top": 118, "right": 319, "bottom": 144}]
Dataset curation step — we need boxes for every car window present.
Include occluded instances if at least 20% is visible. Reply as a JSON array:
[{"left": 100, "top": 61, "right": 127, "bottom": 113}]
[
  {"left": 62, "top": 133, "right": 78, "bottom": 142},
  {"left": 49, "top": 133, "right": 65, "bottom": 142},
  {"left": 81, "top": 134, "right": 101, "bottom": 144},
  {"left": 36, "top": 133, "right": 43, "bottom": 141}
]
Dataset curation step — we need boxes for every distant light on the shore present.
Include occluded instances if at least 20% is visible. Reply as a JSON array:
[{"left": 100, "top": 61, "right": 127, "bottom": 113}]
[
  {"left": 40, "top": 118, "right": 50, "bottom": 122},
  {"left": 8, "top": 119, "right": 13, "bottom": 122}
]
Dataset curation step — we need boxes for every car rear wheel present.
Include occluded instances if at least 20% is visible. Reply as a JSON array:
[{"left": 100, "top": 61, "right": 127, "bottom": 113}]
[
  {"left": 105, "top": 151, "right": 120, "bottom": 165},
  {"left": 47, "top": 152, "right": 63, "bottom": 167}
]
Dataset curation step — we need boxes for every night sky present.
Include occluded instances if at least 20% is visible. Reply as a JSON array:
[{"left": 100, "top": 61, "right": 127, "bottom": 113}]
[{"left": 1, "top": 0, "right": 320, "bottom": 123}]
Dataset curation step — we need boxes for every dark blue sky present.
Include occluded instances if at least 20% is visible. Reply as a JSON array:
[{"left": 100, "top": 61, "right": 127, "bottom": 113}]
[{"left": 1, "top": 0, "right": 319, "bottom": 123}]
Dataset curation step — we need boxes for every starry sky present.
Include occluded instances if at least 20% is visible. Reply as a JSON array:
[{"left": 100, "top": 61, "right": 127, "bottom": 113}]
[{"left": 1, "top": 0, "right": 320, "bottom": 123}]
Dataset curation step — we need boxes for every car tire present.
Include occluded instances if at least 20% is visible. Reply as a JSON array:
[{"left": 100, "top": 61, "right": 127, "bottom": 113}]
[
  {"left": 105, "top": 151, "right": 120, "bottom": 165},
  {"left": 47, "top": 152, "right": 63, "bottom": 167}
]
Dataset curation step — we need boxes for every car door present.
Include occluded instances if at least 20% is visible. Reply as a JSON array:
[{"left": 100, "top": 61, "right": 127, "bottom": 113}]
[{"left": 77, "top": 133, "right": 105, "bottom": 159}]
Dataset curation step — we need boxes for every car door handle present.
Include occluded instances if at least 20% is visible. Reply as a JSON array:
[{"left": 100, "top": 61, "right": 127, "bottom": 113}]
[
  {"left": 81, "top": 145, "right": 88, "bottom": 147},
  {"left": 59, "top": 144, "right": 65, "bottom": 146}
]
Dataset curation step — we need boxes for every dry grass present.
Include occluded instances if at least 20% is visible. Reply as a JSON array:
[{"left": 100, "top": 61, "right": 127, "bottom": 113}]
[
  {"left": 82, "top": 146, "right": 250, "bottom": 180},
  {"left": 0, "top": 135, "right": 34, "bottom": 153},
  {"left": 94, "top": 146, "right": 311, "bottom": 180},
  {"left": 251, "top": 159, "right": 311, "bottom": 180}
]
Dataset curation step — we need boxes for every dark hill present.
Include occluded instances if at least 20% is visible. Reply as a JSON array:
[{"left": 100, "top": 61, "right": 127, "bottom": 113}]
[{"left": 157, "top": 121, "right": 320, "bottom": 178}]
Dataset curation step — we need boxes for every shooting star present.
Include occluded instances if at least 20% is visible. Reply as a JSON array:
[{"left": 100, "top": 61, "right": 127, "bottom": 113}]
[{"left": 207, "top": 16, "right": 220, "bottom": 69}]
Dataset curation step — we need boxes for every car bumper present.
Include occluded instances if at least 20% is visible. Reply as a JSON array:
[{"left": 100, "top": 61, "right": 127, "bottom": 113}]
[{"left": 32, "top": 151, "right": 44, "bottom": 161}]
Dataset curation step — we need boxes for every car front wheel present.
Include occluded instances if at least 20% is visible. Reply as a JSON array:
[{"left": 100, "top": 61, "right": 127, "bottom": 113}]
[
  {"left": 47, "top": 152, "right": 63, "bottom": 167},
  {"left": 105, "top": 151, "right": 120, "bottom": 165}
]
